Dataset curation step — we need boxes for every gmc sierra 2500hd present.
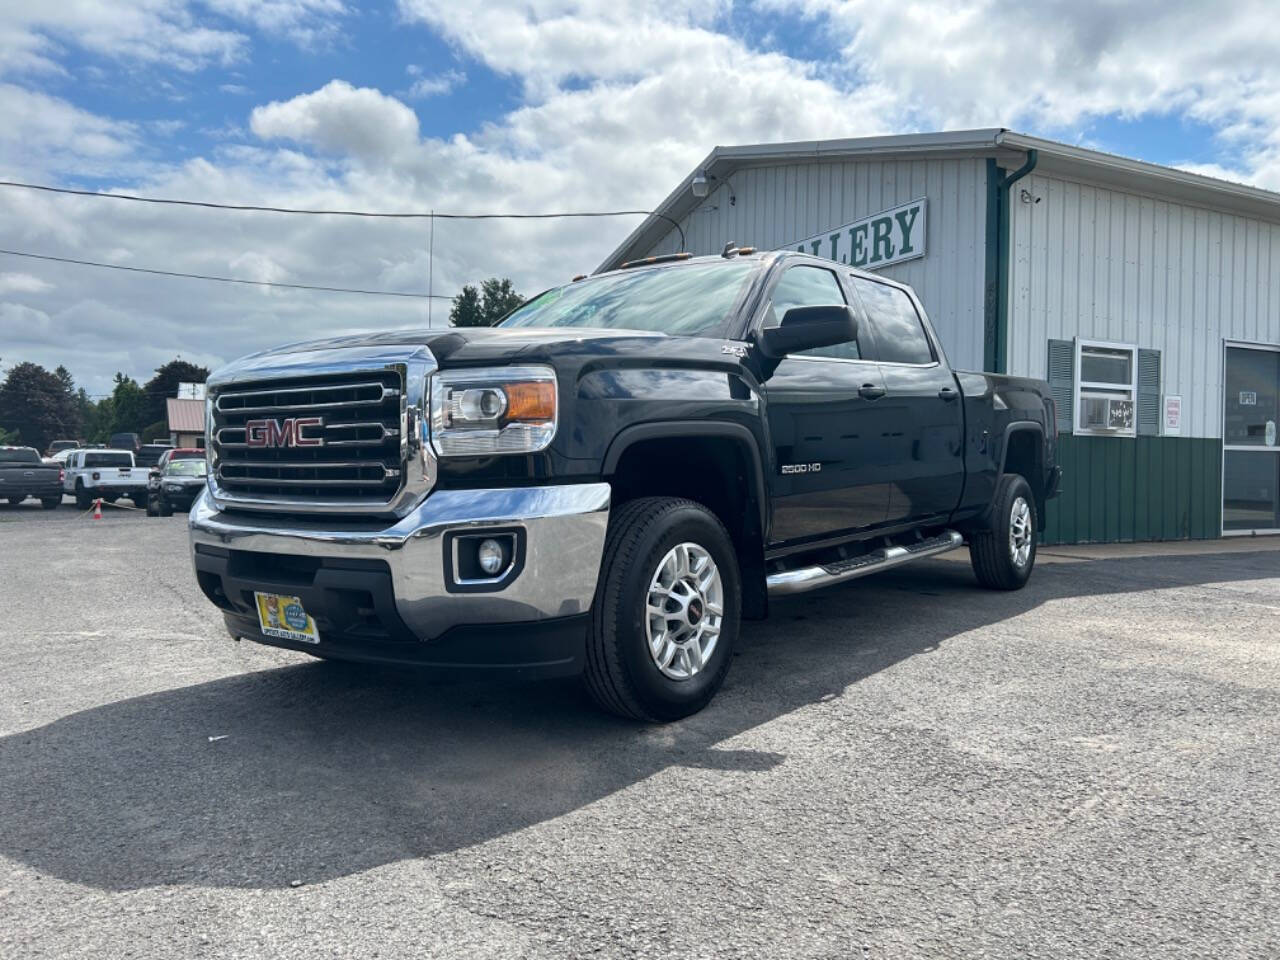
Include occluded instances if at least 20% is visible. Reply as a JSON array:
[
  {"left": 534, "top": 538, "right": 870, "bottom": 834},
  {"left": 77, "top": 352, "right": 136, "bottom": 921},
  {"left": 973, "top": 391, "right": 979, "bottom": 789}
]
[{"left": 190, "top": 249, "right": 1060, "bottom": 721}]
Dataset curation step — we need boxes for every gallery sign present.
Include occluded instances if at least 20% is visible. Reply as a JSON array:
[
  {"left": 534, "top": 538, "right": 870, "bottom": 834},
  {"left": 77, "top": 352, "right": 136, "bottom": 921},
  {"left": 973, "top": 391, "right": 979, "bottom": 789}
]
[{"left": 792, "top": 198, "right": 927, "bottom": 270}]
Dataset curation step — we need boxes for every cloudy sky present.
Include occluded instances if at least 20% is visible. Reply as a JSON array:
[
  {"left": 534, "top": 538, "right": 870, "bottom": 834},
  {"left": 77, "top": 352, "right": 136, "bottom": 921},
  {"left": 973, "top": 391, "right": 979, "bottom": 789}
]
[{"left": 1, "top": 0, "right": 1277, "bottom": 395}]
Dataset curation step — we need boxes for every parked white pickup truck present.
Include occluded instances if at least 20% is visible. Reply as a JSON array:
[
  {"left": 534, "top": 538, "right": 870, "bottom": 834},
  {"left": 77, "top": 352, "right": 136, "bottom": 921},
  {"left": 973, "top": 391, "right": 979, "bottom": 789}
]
[{"left": 64, "top": 449, "right": 150, "bottom": 509}]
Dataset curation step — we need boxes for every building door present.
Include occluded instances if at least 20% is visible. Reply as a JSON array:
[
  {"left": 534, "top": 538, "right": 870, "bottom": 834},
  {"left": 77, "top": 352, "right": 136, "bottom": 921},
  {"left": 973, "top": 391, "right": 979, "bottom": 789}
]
[
  {"left": 1223, "top": 343, "right": 1280, "bottom": 534},
  {"left": 848, "top": 276, "right": 966, "bottom": 525},
  {"left": 762, "top": 264, "right": 891, "bottom": 545}
]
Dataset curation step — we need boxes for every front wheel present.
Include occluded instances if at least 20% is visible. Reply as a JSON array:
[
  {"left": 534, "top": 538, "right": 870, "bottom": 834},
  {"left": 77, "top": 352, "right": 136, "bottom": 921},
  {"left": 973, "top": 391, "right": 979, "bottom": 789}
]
[
  {"left": 584, "top": 497, "right": 741, "bottom": 722},
  {"left": 970, "top": 474, "right": 1037, "bottom": 590},
  {"left": 75, "top": 482, "right": 91, "bottom": 510}
]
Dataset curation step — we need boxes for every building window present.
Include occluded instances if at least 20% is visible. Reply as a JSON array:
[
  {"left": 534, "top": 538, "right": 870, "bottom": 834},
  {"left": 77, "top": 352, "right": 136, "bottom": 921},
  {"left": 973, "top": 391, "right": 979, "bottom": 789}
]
[{"left": 1074, "top": 339, "right": 1137, "bottom": 436}]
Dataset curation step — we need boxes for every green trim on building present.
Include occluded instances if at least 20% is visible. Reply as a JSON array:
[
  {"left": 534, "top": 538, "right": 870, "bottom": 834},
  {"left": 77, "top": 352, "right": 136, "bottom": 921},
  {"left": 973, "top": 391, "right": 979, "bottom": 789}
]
[{"left": 1043, "top": 435, "right": 1222, "bottom": 545}]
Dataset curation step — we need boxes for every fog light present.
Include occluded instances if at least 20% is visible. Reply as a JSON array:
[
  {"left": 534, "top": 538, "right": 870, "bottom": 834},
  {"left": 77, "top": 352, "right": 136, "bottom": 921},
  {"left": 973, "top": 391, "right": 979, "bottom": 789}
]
[{"left": 477, "top": 538, "right": 505, "bottom": 575}]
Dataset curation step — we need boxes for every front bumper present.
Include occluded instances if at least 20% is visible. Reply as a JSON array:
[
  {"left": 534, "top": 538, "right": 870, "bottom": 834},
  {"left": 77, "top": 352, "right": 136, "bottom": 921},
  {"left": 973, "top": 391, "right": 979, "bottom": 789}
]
[{"left": 189, "top": 483, "right": 610, "bottom": 676}]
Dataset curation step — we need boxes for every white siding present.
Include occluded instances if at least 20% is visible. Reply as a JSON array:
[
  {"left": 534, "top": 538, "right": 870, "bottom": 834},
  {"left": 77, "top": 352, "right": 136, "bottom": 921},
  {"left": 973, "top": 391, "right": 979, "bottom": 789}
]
[
  {"left": 640, "top": 158, "right": 990, "bottom": 371},
  {"left": 1008, "top": 171, "right": 1280, "bottom": 439}
]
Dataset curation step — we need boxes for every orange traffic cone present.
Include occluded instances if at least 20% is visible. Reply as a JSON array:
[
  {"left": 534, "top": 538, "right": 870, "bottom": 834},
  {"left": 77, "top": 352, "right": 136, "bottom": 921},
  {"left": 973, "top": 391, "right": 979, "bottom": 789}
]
[{"left": 93, "top": 498, "right": 102, "bottom": 520}]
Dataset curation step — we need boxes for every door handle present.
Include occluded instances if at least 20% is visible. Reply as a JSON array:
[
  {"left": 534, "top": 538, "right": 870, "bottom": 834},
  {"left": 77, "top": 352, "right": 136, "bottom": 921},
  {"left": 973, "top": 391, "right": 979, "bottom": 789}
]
[
  {"left": 938, "top": 387, "right": 959, "bottom": 402},
  {"left": 858, "top": 383, "right": 886, "bottom": 400}
]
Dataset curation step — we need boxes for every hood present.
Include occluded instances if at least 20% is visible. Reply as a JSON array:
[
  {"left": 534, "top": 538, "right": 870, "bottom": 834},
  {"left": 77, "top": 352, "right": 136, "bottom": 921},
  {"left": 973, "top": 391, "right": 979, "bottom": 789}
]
[{"left": 210, "top": 326, "right": 681, "bottom": 384}]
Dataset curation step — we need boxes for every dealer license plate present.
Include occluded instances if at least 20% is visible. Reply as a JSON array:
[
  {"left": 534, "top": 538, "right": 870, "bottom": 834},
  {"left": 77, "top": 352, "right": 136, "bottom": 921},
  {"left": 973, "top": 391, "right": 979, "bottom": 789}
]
[{"left": 254, "top": 592, "right": 320, "bottom": 644}]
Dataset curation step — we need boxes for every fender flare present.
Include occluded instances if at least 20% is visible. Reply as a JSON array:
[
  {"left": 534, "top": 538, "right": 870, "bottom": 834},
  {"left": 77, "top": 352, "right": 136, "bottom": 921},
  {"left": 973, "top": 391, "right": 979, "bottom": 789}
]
[
  {"left": 996, "top": 420, "right": 1045, "bottom": 478},
  {"left": 601, "top": 420, "right": 768, "bottom": 533}
]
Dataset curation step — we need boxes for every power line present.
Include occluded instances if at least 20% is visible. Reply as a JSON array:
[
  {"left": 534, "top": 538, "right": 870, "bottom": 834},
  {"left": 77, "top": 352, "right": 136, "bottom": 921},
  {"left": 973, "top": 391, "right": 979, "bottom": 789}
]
[
  {"left": 0, "top": 248, "right": 449, "bottom": 299},
  {"left": 0, "top": 179, "right": 687, "bottom": 250}
]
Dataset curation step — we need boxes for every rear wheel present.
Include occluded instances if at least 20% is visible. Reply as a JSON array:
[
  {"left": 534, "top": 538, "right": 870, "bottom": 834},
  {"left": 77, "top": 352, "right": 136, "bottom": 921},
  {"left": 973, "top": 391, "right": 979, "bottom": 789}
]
[
  {"left": 41, "top": 497, "right": 59, "bottom": 510},
  {"left": 6, "top": 496, "right": 22, "bottom": 505},
  {"left": 970, "top": 474, "right": 1037, "bottom": 590},
  {"left": 75, "top": 482, "right": 90, "bottom": 510},
  {"left": 584, "top": 497, "right": 740, "bottom": 722},
  {"left": 157, "top": 498, "right": 173, "bottom": 517}
]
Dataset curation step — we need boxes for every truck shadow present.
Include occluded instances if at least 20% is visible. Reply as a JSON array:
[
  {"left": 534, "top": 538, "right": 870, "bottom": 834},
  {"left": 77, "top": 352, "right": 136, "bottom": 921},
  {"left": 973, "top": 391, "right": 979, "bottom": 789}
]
[{"left": 0, "top": 548, "right": 1275, "bottom": 891}]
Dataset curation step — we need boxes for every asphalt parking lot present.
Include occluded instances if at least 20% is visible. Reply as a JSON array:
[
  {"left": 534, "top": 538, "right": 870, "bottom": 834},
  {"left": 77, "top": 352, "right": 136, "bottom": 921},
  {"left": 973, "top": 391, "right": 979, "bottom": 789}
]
[{"left": 2, "top": 502, "right": 1278, "bottom": 959}]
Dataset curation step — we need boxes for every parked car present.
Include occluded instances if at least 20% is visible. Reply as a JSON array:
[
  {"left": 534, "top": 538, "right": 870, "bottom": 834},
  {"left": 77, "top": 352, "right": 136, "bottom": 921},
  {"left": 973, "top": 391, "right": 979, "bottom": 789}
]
[
  {"left": 109, "top": 433, "right": 141, "bottom": 455},
  {"left": 46, "top": 439, "right": 80, "bottom": 456},
  {"left": 48, "top": 449, "right": 78, "bottom": 466},
  {"left": 147, "top": 457, "right": 208, "bottom": 516},
  {"left": 0, "top": 446, "right": 63, "bottom": 509},
  {"left": 155, "top": 447, "right": 205, "bottom": 472},
  {"left": 63, "top": 449, "right": 150, "bottom": 509},
  {"left": 136, "top": 443, "right": 174, "bottom": 468},
  {"left": 190, "top": 249, "right": 1060, "bottom": 721}
]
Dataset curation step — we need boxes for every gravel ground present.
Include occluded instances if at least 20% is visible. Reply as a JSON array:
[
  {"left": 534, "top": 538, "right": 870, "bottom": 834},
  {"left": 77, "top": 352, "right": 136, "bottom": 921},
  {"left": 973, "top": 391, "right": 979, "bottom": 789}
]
[{"left": 2, "top": 502, "right": 1278, "bottom": 959}]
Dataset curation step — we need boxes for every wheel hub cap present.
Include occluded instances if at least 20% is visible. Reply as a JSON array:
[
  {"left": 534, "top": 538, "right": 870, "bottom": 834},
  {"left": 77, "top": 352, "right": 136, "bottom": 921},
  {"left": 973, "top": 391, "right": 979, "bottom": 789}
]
[
  {"left": 1009, "top": 496, "right": 1032, "bottom": 567},
  {"left": 645, "top": 542, "right": 723, "bottom": 681}
]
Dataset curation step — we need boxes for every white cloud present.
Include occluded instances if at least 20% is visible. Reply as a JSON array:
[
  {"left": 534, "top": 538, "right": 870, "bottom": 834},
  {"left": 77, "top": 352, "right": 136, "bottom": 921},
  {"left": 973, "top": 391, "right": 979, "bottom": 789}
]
[
  {"left": 404, "top": 68, "right": 466, "bottom": 99},
  {"left": 0, "top": 84, "right": 136, "bottom": 177},
  {"left": 0, "top": 273, "right": 54, "bottom": 295},
  {"left": 0, "top": 3, "right": 246, "bottom": 76},
  {"left": 250, "top": 80, "right": 422, "bottom": 160}
]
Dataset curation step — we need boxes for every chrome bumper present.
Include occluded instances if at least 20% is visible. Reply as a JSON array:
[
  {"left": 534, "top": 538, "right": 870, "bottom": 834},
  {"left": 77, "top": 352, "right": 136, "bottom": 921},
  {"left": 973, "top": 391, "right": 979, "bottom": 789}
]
[{"left": 189, "top": 483, "right": 611, "bottom": 640}]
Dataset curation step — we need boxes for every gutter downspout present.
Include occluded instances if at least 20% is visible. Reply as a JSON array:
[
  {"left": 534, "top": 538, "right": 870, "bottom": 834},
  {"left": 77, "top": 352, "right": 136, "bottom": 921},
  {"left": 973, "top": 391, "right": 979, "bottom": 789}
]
[{"left": 983, "top": 147, "right": 1038, "bottom": 373}]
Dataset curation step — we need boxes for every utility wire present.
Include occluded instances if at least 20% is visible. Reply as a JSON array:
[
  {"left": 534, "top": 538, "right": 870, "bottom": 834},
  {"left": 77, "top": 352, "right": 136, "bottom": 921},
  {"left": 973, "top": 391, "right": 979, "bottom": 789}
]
[
  {"left": 0, "top": 179, "right": 687, "bottom": 250},
  {"left": 0, "top": 248, "right": 449, "bottom": 299}
]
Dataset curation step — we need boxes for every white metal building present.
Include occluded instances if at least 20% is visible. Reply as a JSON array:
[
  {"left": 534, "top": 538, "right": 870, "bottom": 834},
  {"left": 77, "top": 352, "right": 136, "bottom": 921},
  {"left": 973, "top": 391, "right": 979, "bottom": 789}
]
[{"left": 600, "top": 129, "right": 1280, "bottom": 544}]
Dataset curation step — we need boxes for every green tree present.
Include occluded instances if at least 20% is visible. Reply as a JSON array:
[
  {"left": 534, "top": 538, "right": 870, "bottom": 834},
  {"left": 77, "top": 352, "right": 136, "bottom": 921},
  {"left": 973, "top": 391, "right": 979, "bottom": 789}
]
[
  {"left": 108, "top": 373, "right": 148, "bottom": 436},
  {"left": 449, "top": 277, "right": 523, "bottom": 327},
  {"left": 53, "top": 365, "right": 84, "bottom": 439},
  {"left": 0, "top": 362, "right": 80, "bottom": 452},
  {"left": 141, "top": 358, "right": 209, "bottom": 428}
]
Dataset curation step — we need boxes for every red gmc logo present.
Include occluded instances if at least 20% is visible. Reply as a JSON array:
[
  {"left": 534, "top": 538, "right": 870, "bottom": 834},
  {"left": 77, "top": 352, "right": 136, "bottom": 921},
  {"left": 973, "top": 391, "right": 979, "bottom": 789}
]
[{"left": 245, "top": 417, "right": 324, "bottom": 448}]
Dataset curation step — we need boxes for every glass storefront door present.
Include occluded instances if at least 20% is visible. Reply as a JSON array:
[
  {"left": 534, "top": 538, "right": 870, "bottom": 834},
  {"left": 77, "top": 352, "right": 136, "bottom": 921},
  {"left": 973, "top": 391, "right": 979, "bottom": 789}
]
[{"left": 1223, "top": 344, "right": 1280, "bottom": 534}]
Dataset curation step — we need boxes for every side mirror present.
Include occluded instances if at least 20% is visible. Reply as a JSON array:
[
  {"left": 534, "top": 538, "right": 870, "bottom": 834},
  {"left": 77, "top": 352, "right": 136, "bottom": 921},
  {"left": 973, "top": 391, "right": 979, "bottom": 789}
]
[{"left": 758, "top": 304, "right": 857, "bottom": 359}]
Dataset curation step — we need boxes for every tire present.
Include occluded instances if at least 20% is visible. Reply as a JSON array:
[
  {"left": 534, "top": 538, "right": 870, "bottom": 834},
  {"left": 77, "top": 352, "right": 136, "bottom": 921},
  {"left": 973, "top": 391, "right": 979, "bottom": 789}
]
[
  {"left": 158, "top": 499, "right": 173, "bottom": 517},
  {"left": 584, "top": 496, "right": 741, "bottom": 722},
  {"left": 146, "top": 495, "right": 159, "bottom": 517},
  {"left": 41, "top": 497, "right": 60, "bottom": 510},
  {"left": 6, "top": 496, "right": 22, "bottom": 505},
  {"left": 75, "top": 482, "right": 91, "bottom": 510},
  {"left": 132, "top": 493, "right": 149, "bottom": 509},
  {"left": 970, "top": 474, "right": 1038, "bottom": 590}
]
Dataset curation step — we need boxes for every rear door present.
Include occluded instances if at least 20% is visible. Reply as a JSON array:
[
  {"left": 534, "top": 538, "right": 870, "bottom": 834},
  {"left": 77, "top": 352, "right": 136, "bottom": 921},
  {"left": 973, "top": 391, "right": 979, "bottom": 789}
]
[
  {"left": 761, "top": 264, "right": 891, "bottom": 545},
  {"left": 847, "top": 276, "right": 965, "bottom": 524}
]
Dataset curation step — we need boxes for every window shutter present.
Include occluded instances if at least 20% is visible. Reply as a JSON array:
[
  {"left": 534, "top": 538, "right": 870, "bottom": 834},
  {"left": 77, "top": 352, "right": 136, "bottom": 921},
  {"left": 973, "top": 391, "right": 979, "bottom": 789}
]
[
  {"left": 1046, "top": 339, "right": 1074, "bottom": 433},
  {"left": 1137, "top": 349, "right": 1161, "bottom": 436}
]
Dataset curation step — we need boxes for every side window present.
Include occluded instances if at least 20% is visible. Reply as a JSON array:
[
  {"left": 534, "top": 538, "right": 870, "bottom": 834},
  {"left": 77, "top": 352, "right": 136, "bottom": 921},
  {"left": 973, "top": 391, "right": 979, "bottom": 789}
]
[
  {"left": 766, "top": 266, "right": 865, "bottom": 361},
  {"left": 851, "top": 278, "right": 934, "bottom": 365}
]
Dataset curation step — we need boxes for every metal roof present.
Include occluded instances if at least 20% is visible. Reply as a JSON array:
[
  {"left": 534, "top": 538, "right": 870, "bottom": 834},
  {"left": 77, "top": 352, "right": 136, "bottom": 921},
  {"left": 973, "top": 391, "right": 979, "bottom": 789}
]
[
  {"left": 599, "top": 128, "right": 1280, "bottom": 272},
  {"left": 166, "top": 397, "right": 205, "bottom": 434}
]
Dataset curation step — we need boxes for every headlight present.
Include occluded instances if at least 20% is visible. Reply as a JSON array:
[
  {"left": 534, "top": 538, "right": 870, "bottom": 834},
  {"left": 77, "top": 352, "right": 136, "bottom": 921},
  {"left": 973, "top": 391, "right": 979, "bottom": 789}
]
[
  {"left": 430, "top": 365, "right": 557, "bottom": 457},
  {"left": 164, "top": 483, "right": 182, "bottom": 492}
]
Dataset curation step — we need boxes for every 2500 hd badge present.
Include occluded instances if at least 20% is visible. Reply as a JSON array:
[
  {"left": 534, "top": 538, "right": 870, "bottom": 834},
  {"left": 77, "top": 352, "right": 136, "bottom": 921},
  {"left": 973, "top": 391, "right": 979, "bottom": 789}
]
[{"left": 190, "top": 248, "right": 1060, "bottom": 722}]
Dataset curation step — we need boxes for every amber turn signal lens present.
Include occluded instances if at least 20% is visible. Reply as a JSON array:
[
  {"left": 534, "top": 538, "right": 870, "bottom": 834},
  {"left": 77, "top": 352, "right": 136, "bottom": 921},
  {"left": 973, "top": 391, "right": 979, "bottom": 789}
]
[{"left": 503, "top": 381, "right": 556, "bottom": 422}]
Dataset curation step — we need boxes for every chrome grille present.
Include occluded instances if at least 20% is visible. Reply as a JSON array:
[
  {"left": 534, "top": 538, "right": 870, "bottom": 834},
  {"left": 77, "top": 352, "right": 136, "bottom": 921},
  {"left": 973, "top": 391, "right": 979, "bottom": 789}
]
[{"left": 210, "top": 371, "right": 405, "bottom": 504}]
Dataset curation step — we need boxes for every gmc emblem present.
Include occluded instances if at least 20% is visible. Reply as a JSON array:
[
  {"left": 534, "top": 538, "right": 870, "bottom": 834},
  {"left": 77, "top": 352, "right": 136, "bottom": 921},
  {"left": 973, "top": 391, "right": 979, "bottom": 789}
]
[{"left": 245, "top": 417, "right": 324, "bottom": 448}]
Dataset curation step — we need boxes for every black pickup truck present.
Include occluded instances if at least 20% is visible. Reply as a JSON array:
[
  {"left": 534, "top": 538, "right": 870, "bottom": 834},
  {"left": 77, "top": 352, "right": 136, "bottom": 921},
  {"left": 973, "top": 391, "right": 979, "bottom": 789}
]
[
  {"left": 0, "top": 446, "right": 63, "bottom": 509},
  {"left": 190, "top": 250, "right": 1060, "bottom": 721}
]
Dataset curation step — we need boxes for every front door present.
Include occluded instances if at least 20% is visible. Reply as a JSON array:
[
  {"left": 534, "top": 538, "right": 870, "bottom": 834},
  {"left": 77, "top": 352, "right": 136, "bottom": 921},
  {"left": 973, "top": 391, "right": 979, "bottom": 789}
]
[
  {"left": 762, "top": 264, "right": 892, "bottom": 545},
  {"left": 848, "top": 276, "right": 965, "bottom": 525}
]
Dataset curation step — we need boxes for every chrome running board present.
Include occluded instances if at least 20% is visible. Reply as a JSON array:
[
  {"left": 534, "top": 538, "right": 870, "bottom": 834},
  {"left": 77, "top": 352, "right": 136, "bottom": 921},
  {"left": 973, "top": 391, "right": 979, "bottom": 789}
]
[{"left": 766, "top": 530, "right": 965, "bottom": 597}]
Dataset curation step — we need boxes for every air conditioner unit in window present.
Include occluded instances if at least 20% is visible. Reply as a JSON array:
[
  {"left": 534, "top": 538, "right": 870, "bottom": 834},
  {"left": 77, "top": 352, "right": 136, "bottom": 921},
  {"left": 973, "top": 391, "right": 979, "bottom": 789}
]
[{"left": 1081, "top": 396, "right": 1134, "bottom": 431}]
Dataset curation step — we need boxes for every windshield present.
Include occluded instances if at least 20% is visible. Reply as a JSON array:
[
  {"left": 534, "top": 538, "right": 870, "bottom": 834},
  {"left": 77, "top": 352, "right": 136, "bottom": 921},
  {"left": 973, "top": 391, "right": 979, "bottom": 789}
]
[
  {"left": 85, "top": 453, "right": 133, "bottom": 468},
  {"left": 501, "top": 260, "right": 757, "bottom": 337},
  {"left": 165, "top": 459, "right": 208, "bottom": 477},
  {"left": 0, "top": 448, "right": 40, "bottom": 463}
]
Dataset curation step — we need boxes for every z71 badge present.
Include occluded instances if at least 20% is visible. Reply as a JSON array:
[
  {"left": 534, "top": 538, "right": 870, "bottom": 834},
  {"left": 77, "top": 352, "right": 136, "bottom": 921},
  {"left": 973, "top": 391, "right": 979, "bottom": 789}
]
[{"left": 781, "top": 463, "right": 822, "bottom": 475}]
